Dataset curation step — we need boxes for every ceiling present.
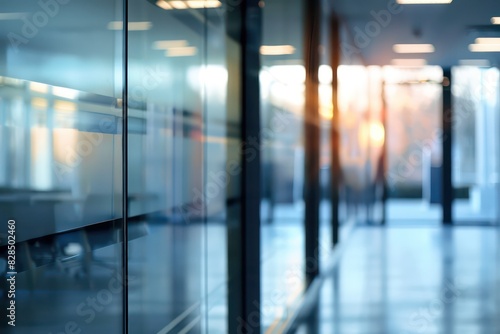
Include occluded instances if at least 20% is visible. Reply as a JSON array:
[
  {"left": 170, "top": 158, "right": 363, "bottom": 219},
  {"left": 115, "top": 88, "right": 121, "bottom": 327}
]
[
  {"left": 1, "top": 0, "right": 499, "bottom": 76},
  {"left": 330, "top": 0, "right": 500, "bottom": 67}
]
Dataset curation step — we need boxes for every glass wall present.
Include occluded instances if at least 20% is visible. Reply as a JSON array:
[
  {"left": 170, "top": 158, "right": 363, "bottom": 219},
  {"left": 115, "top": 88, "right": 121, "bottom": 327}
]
[
  {"left": 318, "top": 11, "right": 334, "bottom": 269},
  {"left": 260, "top": 0, "right": 306, "bottom": 330},
  {"left": 0, "top": 0, "right": 344, "bottom": 333},
  {"left": 336, "top": 65, "right": 383, "bottom": 225},
  {"left": 126, "top": 0, "right": 229, "bottom": 333},
  {"left": 383, "top": 66, "right": 443, "bottom": 223},
  {"left": 452, "top": 66, "right": 500, "bottom": 224},
  {"left": 0, "top": 0, "right": 124, "bottom": 332}
]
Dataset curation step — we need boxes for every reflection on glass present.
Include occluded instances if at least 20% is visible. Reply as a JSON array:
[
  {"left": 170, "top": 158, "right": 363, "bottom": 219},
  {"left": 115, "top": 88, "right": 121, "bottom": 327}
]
[
  {"left": 260, "top": 0, "right": 306, "bottom": 330},
  {"left": 0, "top": 0, "right": 124, "bottom": 332},
  {"left": 127, "top": 0, "right": 228, "bottom": 333}
]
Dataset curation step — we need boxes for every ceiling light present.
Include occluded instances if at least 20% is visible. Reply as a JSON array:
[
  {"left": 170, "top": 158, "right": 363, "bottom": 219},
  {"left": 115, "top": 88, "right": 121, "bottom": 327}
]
[
  {"left": 459, "top": 59, "right": 490, "bottom": 67},
  {"left": 170, "top": 1, "right": 188, "bottom": 9},
  {"left": 202, "top": 1, "right": 222, "bottom": 8},
  {"left": 107, "top": 21, "right": 152, "bottom": 31},
  {"left": 156, "top": 1, "right": 172, "bottom": 9},
  {"left": 53, "top": 87, "right": 79, "bottom": 99},
  {"left": 128, "top": 22, "right": 152, "bottom": 31},
  {"left": 391, "top": 59, "right": 428, "bottom": 67},
  {"left": 475, "top": 38, "right": 500, "bottom": 45},
  {"left": 469, "top": 44, "right": 500, "bottom": 52},
  {"left": 393, "top": 44, "right": 435, "bottom": 53},
  {"left": 491, "top": 17, "right": 500, "bottom": 25},
  {"left": 260, "top": 45, "right": 296, "bottom": 55},
  {"left": 153, "top": 40, "right": 188, "bottom": 49},
  {"left": 397, "top": 0, "right": 452, "bottom": 4},
  {"left": 30, "top": 82, "right": 49, "bottom": 94},
  {"left": 166, "top": 46, "right": 197, "bottom": 57},
  {"left": 186, "top": 1, "right": 222, "bottom": 8},
  {"left": 186, "top": 1, "right": 205, "bottom": 8}
]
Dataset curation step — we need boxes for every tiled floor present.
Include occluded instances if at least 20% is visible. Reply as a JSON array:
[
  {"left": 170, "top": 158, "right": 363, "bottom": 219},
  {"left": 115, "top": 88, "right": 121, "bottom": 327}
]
[{"left": 294, "top": 226, "right": 500, "bottom": 334}]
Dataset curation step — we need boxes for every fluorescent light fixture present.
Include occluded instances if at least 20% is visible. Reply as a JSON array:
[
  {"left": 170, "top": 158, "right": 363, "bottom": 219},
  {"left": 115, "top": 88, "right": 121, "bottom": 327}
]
[
  {"left": 469, "top": 44, "right": 500, "bottom": 52},
  {"left": 156, "top": 1, "right": 173, "bottom": 9},
  {"left": 186, "top": 1, "right": 205, "bottom": 8},
  {"left": 186, "top": 1, "right": 222, "bottom": 8},
  {"left": 157, "top": 0, "right": 222, "bottom": 9},
  {"left": 170, "top": 1, "right": 188, "bottom": 9},
  {"left": 475, "top": 37, "right": 500, "bottom": 45},
  {"left": 0, "top": 13, "right": 28, "bottom": 20},
  {"left": 459, "top": 59, "right": 491, "bottom": 67},
  {"left": 260, "top": 45, "right": 296, "bottom": 55},
  {"left": 30, "top": 82, "right": 49, "bottom": 94},
  {"left": 166, "top": 46, "right": 197, "bottom": 57},
  {"left": 391, "top": 58, "right": 428, "bottom": 66},
  {"left": 53, "top": 87, "right": 79, "bottom": 99},
  {"left": 397, "top": 0, "right": 452, "bottom": 3},
  {"left": 393, "top": 44, "right": 435, "bottom": 53},
  {"left": 153, "top": 40, "right": 188, "bottom": 49},
  {"left": 491, "top": 17, "right": 500, "bottom": 24},
  {"left": 107, "top": 21, "right": 152, "bottom": 31}
]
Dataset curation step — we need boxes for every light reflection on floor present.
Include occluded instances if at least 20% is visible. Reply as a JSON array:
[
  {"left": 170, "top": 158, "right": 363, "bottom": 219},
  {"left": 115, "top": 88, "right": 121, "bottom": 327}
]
[{"left": 295, "top": 226, "right": 500, "bottom": 334}]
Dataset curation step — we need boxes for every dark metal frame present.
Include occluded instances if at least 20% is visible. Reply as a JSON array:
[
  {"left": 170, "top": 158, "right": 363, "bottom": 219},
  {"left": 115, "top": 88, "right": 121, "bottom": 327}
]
[
  {"left": 304, "top": 0, "right": 321, "bottom": 285},
  {"left": 442, "top": 69, "right": 453, "bottom": 224},
  {"left": 330, "top": 15, "right": 341, "bottom": 246},
  {"left": 226, "top": 0, "right": 262, "bottom": 332}
]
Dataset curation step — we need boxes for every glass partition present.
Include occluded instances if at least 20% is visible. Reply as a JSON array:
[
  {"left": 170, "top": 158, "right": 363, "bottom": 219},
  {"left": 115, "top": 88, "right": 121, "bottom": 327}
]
[
  {"left": 0, "top": 0, "right": 124, "bottom": 332},
  {"left": 452, "top": 66, "right": 500, "bottom": 224},
  {"left": 260, "top": 0, "right": 306, "bottom": 330},
  {"left": 126, "top": 0, "right": 229, "bottom": 333},
  {"left": 383, "top": 66, "right": 443, "bottom": 223}
]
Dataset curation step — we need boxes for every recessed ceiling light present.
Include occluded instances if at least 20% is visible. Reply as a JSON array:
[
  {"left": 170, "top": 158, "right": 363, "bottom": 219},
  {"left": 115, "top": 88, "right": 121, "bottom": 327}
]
[
  {"left": 393, "top": 44, "right": 435, "bottom": 53},
  {"left": 391, "top": 59, "right": 428, "bottom": 66},
  {"left": 469, "top": 44, "right": 500, "bottom": 52},
  {"left": 459, "top": 59, "right": 490, "bottom": 67},
  {"left": 397, "top": 0, "right": 452, "bottom": 3},
  {"left": 53, "top": 87, "right": 79, "bottom": 100},
  {"left": 156, "top": 0, "right": 221, "bottom": 9},
  {"left": 491, "top": 17, "right": 500, "bottom": 25},
  {"left": 30, "top": 82, "right": 49, "bottom": 94},
  {"left": 166, "top": 46, "right": 198, "bottom": 57},
  {"left": 156, "top": 1, "right": 172, "bottom": 9},
  {"left": 107, "top": 21, "right": 152, "bottom": 31},
  {"left": 260, "top": 45, "right": 296, "bottom": 55},
  {"left": 186, "top": 1, "right": 222, "bottom": 8},
  {"left": 170, "top": 1, "right": 188, "bottom": 9},
  {"left": 153, "top": 40, "right": 189, "bottom": 49},
  {"left": 475, "top": 38, "right": 500, "bottom": 45}
]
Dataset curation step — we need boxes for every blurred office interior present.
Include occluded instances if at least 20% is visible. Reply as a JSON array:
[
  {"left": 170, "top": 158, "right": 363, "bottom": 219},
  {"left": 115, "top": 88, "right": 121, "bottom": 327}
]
[{"left": 0, "top": 0, "right": 500, "bottom": 333}]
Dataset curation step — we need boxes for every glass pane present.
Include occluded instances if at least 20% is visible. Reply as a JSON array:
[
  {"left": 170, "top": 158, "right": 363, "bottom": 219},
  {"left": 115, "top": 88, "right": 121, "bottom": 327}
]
[
  {"left": 383, "top": 66, "right": 443, "bottom": 223},
  {"left": 126, "top": 0, "right": 228, "bottom": 333},
  {"left": 337, "top": 65, "right": 371, "bottom": 225},
  {"left": 452, "top": 66, "right": 500, "bottom": 224},
  {"left": 260, "top": 0, "right": 305, "bottom": 330},
  {"left": 0, "top": 0, "right": 124, "bottom": 332}
]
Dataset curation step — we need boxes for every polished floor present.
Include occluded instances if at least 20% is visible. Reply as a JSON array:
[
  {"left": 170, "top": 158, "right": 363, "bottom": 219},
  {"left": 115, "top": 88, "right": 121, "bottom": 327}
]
[{"left": 294, "top": 225, "right": 500, "bottom": 334}]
